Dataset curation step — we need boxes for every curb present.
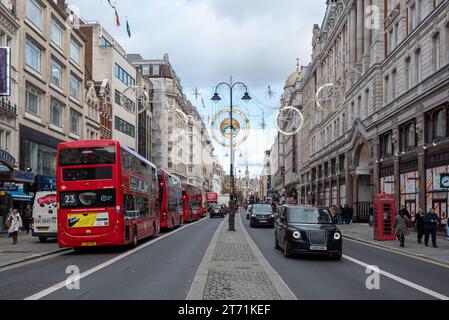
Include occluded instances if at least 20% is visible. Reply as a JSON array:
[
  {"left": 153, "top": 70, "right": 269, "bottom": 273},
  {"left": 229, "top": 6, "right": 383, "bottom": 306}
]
[
  {"left": 186, "top": 218, "right": 227, "bottom": 300},
  {"left": 0, "top": 248, "right": 71, "bottom": 270},
  {"left": 238, "top": 213, "right": 297, "bottom": 300},
  {"left": 343, "top": 234, "right": 449, "bottom": 268}
]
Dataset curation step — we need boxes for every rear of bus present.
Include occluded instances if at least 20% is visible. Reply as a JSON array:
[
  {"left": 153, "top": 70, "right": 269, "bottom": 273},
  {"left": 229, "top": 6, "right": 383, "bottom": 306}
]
[
  {"left": 158, "top": 170, "right": 170, "bottom": 229},
  {"left": 57, "top": 141, "right": 123, "bottom": 248},
  {"left": 182, "top": 184, "right": 192, "bottom": 223}
]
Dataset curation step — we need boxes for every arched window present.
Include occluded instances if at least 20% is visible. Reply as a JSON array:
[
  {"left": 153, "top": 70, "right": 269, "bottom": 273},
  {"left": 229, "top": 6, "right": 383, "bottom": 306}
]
[
  {"left": 425, "top": 115, "right": 433, "bottom": 143},
  {"left": 435, "top": 109, "right": 447, "bottom": 138},
  {"left": 407, "top": 123, "right": 416, "bottom": 148}
]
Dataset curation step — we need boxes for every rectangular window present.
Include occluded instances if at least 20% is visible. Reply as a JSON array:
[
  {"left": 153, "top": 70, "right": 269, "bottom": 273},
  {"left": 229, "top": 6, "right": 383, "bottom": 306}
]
[
  {"left": 153, "top": 65, "right": 160, "bottom": 76},
  {"left": 25, "top": 84, "right": 41, "bottom": 116},
  {"left": 410, "top": 4, "right": 417, "bottom": 31},
  {"left": 142, "top": 66, "right": 149, "bottom": 76},
  {"left": 115, "top": 116, "right": 135, "bottom": 138},
  {"left": 70, "top": 40, "right": 80, "bottom": 64},
  {"left": 25, "top": 38, "right": 41, "bottom": 72},
  {"left": 70, "top": 111, "right": 80, "bottom": 135},
  {"left": 115, "top": 64, "right": 135, "bottom": 86},
  {"left": 70, "top": 75, "right": 80, "bottom": 100},
  {"left": 51, "top": 59, "right": 63, "bottom": 88},
  {"left": 99, "top": 36, "right": 112, "bottom": 47},
  {"left": 50, "top": 101, "right": 63, "bottom": 127},
  {"left": 27, "top": 0, "right": 43, "bottom": 30},
  {"left": 51, "top": 19, "right": 63, "bottom": 48}
]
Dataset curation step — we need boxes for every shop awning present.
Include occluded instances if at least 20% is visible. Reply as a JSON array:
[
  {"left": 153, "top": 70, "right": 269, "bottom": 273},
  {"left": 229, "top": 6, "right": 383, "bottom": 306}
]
[{"left": 6, "top": 191, "right": 33, "bottom": 202}]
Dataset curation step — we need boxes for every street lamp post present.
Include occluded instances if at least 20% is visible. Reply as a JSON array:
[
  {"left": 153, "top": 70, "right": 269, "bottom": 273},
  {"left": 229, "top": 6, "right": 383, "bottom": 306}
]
[{"left": 212, "top": 78, "right": 251, "bottom": 231}]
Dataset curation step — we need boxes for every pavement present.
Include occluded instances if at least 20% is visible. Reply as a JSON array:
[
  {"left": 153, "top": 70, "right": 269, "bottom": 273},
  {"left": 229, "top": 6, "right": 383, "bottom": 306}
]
[
  {"left": 187, "top": 212, "right": 296, "bottom": 300},
  {"left": 0, "top": 231, "right": 67, "bottom": 269},
  {"left": 339, "top": 223, "right": 449, "bottom": 266}
]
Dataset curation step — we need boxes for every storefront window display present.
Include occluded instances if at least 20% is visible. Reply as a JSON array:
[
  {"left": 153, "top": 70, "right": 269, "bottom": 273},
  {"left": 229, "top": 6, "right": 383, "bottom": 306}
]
[
  {"left": 400, "top": 171, "right": 420, "bottom": 222},
  {"left": 426, "top": 166, "right": 449, "bottom": 227},
  {"left": 340, "top": 184, "right": 346, "bottom": 206},
  {"left": 380, "top": 176, "right": 395, "bottom": 195},
  {"left": 24, "top": 140, "right": 57, "bottom": 177},
  {"left": 325, "top": 187, "right": 330, "bottom": 207}
]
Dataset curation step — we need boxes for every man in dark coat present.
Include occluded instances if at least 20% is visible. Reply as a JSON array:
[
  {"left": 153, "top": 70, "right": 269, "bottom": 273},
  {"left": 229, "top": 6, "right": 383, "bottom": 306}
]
[
  {"left": 414, "top": 209, "right": 425, "bottom": 244},
  {"left": 424, "top": 209, "right": 440, "bottom": 248}
]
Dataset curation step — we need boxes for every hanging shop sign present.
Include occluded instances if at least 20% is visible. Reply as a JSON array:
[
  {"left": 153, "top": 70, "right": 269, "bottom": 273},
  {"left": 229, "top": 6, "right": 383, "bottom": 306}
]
[
  {"left": 440, "top": 174, "right": 449, "bottom": 189},
  {"left": 0, "top": 149, "right": 15, "bottom": 168},
  {"left": 14, "top": 170, "right": 35, "bottom": 183}
]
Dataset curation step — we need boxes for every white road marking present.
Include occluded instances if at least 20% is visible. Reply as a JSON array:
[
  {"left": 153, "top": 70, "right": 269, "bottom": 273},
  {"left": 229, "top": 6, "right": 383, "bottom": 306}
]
[
  {"left": 343, "top": 254, "right": 449, "bottom": 300},
  {"left": 25, "top": 218, "right": 209, "bottom": 300},
  {"left": 344, "top": 238, "right": 449, "bottom": 270}
]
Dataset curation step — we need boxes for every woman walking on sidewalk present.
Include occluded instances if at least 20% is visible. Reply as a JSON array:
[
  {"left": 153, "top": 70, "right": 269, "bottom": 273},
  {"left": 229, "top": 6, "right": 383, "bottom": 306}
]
[
  {"left": 7, "top": 209, "right": 23, "bottom": 245},
  {"left": 414, "top": 209, "right": 425, "bottom": 244},
  {"left": 394, "top": 210, "right": 409, "bottom": 248}
]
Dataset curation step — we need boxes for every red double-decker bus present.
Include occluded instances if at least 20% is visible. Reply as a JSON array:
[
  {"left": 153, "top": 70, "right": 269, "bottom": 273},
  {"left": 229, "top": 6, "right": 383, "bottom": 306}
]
[
  {"left": 158, "top": 169, "right": 182, "bottom": 230},
  {"left": 56, "top": 140, "right": 160, "bottom": 249},
  {"left": 182, "top": 183, "right": 203, "bottom": 223}
]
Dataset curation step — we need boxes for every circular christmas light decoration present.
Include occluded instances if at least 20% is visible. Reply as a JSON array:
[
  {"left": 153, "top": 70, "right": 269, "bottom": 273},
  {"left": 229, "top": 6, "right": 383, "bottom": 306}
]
[
  {"left": 121, "top": 86, "right": 150, "bottom": 113},
  {"left": 275, "top": 106, "right": 305, "bottom": 136},
  {"left": 315, "top": 83, "right": 345, "bottom": 113},
  {"left": 210, "top": 109, "right": 250, "bottom": 147}
]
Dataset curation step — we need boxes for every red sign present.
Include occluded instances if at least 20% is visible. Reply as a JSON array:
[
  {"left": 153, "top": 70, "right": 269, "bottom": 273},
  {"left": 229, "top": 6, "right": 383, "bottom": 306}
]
[
  {"left": 206, "top": 192, "right": 218, "bottom": 203},
  {"left": 37, "top": 195, "right": 57, "bottom": 206}
]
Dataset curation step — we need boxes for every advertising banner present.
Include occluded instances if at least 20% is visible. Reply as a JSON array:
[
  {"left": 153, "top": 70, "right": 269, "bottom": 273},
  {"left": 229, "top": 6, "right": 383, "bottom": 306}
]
[{"left": 0, "top": 47, "right": 11, "bottom": 96}]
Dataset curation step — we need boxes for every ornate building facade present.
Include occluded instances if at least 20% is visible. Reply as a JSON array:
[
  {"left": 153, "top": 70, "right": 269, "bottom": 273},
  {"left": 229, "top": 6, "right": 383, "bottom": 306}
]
[{"left": 296, "top": 0, "right": 449, "bottom": 229}]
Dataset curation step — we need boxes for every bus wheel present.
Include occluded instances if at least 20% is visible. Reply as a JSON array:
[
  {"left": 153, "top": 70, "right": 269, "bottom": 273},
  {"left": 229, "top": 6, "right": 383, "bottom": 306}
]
[
  {"left": 131, "top": 226, "right": 138, "bottom": 249},
  {"left": 151, "top": 223, "right": 157, "bottom": 239}
]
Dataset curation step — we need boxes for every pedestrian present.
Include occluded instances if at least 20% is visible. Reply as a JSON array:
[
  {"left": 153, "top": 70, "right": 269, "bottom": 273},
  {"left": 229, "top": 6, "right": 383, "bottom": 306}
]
[
  {"left": 343, "top": 204, "right": 349, "bottom": 224},
  {"left": 394, "top": 210, "right": 409, "bottom": 248},
  {"left": 7, "top": 209, "right": 22, "bottom": 245},
  {"left": 22, "top": 204, "right": 32, "bottom": 235},
  {"left": 414, "top": 209, "right": 425, "bottom": 244},
  {"left": 369, "top": 204, "right": 374, "bottom": 227},
  {"left": 400, "top": 206, "right": 411, "bottom": 220},
  {"left": 424, "top": 209, "right": 440, "bottom": 248},
  {"left": 336, "top": 206, "right": 343, "bottom": 225},
  {"left": 329, "top": 206, "right": 337, "bottom": 224},
  {"left": 347, "top": 205, "right": 354, "bottom": 224}
]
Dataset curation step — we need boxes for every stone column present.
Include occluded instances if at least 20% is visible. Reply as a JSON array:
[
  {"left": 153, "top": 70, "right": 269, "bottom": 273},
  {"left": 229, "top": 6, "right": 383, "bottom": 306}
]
[
  {"left": 372, "top": 138, "right": 381, "bottom": 195},
  {"left": 418, "top": 149, "right": 426, "bottom": 213},
  {"left": 353, "top": 173, "right": 359, "bottom": 220},
  {"left": 345, "top": 154, "right": 353, "bottom": 207},
  {"left": 394, "top": 158, "right": 401, "bottom": 213},
  {"left": 350, "top": 3, "right": 358, "bottom": 83},
  {"left": 356, "top": 0, "right": 365, "bottom": 73},
  {"left": 363, "top": 0, "right": 372, "bottom": 71}
]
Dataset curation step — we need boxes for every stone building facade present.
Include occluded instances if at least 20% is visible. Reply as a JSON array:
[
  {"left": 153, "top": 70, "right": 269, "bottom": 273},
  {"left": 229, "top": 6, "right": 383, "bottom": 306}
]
[{"left": 295, "top": 0, "right": 449, "bottom": 228}]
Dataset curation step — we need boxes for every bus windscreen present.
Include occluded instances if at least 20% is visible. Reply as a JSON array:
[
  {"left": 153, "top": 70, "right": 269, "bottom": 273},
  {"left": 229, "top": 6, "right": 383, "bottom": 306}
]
[{"left": 59, "top": 147, "right": 116, "bottom": 166}]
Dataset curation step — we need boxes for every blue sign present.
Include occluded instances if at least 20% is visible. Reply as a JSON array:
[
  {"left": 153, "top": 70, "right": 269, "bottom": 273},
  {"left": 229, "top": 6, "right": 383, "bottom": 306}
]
[
  {"left": 0, "top": 149, "right": 15, "bottom": 168},
  {"left": 14, "top": 170, "right": 35, "bottom": 183},
  {"left": 0, "top": 47, "right": 11, "bottom": 96}
]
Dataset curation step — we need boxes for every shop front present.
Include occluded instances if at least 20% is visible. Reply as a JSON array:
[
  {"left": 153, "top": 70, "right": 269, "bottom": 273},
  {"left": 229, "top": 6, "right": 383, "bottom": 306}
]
[
  {"left": 0, "top": 149, "right": 35, "bottom": 232},
  {"left": 425, "top": 166, "right": 449, "bottom": 230}
]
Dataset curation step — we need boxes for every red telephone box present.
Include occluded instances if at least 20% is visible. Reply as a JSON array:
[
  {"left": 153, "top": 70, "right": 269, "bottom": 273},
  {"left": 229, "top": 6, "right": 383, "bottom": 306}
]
[{"left": 373, "top": 193, "right": 397, "bottom": 241}]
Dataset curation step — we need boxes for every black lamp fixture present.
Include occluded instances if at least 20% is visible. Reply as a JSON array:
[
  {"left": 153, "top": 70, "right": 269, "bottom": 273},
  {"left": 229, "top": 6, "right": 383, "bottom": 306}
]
[
  {"left": 211, "top": 93, "right": 221, "bottom": 102},
  {"left": 242, "top": 92, "right": 252, "bottom": 102}
]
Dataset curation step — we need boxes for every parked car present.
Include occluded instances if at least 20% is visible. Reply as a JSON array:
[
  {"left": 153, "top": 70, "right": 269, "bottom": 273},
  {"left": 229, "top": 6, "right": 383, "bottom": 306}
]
[
  {"left": 210, "top": 204, "right": 225, "bottom": 218},
  {"left": 274, "top": 205, "right": 343, "bottom": 260},
  {"left": 249, "top": 204, "right": 275, "bottom": 228}
]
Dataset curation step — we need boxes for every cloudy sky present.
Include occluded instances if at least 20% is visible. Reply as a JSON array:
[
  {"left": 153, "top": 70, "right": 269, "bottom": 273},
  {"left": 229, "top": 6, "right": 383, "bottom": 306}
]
[{"left": 70, "top": 0, "right": 326, "bottom": 177}]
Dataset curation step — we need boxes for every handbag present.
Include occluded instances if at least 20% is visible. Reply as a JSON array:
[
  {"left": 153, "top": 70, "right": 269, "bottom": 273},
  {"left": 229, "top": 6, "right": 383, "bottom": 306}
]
[{"left": 5, "top": 216, "right": 12, "bottom": 229}]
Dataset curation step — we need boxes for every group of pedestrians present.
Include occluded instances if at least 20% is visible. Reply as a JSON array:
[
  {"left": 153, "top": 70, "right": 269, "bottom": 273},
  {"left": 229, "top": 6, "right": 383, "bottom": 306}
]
[
  {"left": 394, "top": 207, "right": 444, "bottom": 248},
  {"left": 4, "top": 205, "right": 32, "bottom": 245},
  {"left": 329, "top": 204, "right": 354, "bottom": 225}
]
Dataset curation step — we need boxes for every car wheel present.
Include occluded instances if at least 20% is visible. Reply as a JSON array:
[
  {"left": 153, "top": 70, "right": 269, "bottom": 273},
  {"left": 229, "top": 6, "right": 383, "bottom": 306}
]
[
  {"left": 284, "top": 239, "right": 293, "bottom": 259},
  {"left": 274, "top": 233, "right": 280, "bottom": 250}
]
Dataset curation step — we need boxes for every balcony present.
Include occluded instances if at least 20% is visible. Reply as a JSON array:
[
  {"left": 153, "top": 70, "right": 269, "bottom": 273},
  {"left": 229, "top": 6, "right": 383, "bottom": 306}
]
[{"left": 0, "top": 98, "right": 17, "bottom": 115}]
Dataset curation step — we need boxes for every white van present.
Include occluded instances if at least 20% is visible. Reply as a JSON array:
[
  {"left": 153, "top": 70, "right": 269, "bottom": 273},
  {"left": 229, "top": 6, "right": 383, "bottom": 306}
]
[{"left": 32, "top": 191, "right": 57, "bottom": 242}]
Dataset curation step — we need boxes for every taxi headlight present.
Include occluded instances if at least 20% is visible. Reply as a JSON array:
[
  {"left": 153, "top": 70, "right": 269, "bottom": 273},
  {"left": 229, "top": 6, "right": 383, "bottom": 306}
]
[
  {"left": 334, "top": 232, "right": 342, "bottom": 240},
  {"left": 293, "top": 231, "right": 301, "bottom": 239}
]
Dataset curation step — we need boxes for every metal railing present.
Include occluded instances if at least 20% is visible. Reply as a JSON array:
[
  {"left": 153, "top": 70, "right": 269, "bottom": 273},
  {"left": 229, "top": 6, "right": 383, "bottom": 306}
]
[{"left": 0, "top": 98, "right": 17, "bottom": 114}]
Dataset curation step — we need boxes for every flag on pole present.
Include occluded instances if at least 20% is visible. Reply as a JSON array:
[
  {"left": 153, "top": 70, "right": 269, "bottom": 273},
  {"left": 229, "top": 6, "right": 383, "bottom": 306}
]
[
  {"left": 126, "top": 17, "right": 131, "bottom": 38},
  {"left": 115, "top": 9, "right": 121, "bottom": 27},
  {"left": 107, "top": 0, "right": 116, "bottom": 9}
]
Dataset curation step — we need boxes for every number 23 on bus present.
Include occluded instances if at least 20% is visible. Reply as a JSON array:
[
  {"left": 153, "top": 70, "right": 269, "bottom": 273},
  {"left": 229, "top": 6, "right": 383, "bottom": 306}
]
[{"left": 57, "top": 140, "right": 160, "bottom": 249}]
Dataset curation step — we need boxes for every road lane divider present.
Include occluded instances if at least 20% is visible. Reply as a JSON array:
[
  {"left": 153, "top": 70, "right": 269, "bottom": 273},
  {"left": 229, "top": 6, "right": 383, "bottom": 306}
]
[
  {"left": 342, "top": 254, "right": 449, "bottom": 300},
  {"left": 25, "top": 218, "right": 210, "bottom": 300}
]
